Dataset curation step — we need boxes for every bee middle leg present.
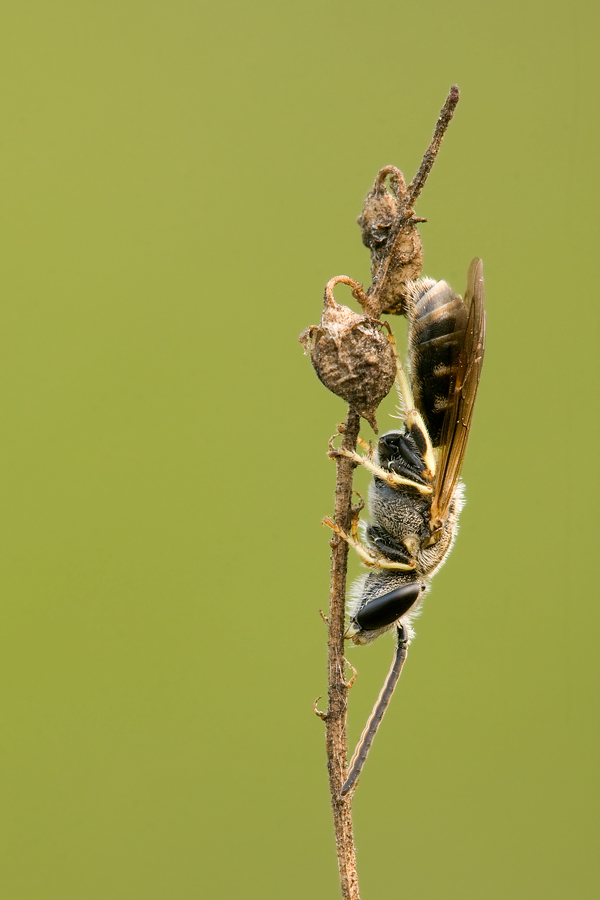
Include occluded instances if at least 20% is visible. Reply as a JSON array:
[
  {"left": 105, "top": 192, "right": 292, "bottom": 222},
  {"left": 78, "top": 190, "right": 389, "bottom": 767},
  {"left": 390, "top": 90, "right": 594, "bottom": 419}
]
[
  {"left": 323, "top": 515, "right": 415, "bottom": 571},
  {"left": 367, "top": 525, "right": 415, "bottom": 568}
]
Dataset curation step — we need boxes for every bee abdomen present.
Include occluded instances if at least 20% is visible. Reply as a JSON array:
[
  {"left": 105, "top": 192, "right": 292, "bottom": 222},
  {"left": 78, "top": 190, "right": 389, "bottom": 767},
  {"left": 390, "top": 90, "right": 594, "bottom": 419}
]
[{"left": 409, "top": 279, "right": 468, "bottom": 446}]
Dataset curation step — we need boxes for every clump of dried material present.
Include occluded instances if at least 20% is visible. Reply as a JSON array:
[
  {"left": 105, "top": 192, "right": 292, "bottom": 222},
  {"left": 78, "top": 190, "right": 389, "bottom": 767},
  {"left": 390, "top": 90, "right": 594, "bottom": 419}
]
[
  {"left": 357, "top": 166, "right": 423, "bottom": 319},
  {"left": 299, "top": 277, "right": 395, "bottom": 432},
  {"left": 356, "top": 86, "right": 460, "bottom": 321},
  {"left": 357, "top": 167, "right": 401, "bottom": 260}
]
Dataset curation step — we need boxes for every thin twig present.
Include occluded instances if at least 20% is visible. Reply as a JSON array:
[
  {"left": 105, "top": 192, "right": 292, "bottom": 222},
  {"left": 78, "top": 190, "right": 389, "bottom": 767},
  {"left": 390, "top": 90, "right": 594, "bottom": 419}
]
[
  {"left": 341, "top": 626, "right": 409, "bottom": 796},
  {"left": 325, "top": 407, "right": 361, "bottom": 900},
  {"left": 405, "top": 85, "right": 460, "bottom": 212}
]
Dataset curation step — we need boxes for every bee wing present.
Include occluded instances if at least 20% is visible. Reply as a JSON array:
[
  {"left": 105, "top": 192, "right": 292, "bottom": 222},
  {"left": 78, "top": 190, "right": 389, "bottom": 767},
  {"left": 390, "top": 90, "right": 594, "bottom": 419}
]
[{"left": 430, "top": 258, "right": 486, "bottom": 530}]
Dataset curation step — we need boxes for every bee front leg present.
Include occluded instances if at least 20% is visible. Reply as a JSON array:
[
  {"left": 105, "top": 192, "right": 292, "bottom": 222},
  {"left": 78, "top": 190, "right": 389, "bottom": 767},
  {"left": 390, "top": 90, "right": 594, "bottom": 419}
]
[
  {"left": 328, "top": 433, "right": 432, "bottom": 496},
  {"left": 335, "top": 422, "right": 372, "bottom": 453}
]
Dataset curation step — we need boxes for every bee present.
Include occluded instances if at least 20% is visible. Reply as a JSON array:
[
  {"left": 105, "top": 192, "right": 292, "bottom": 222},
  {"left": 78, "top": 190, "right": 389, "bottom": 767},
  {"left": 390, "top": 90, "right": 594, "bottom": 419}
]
[{"left": 326, "top": 258, "right": 485, "bottom": 794}]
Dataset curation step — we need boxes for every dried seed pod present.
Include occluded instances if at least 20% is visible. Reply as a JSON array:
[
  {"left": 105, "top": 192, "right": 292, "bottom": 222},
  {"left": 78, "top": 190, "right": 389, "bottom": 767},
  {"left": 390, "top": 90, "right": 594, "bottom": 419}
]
[
  {"left": 357, "top": 167, "right": 423, "bottom": 318},
  {"left": 357, "top": 168, "right": 401, "bottom": 265},
  {"left": 299, "top": 277, "right": 396, "bottom": 432},
  {"left": 371, "top": 220, "right": 423, "bottom": 317}
]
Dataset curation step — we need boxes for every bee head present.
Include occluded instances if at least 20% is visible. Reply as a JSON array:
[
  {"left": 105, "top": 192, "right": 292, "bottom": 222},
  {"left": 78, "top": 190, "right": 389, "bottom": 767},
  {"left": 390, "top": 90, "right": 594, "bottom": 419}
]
[
  {"left": 377, "top": 431, "right": 406, "bottom": 467},
  {"left": 377, "top": 429, "right": 430, "bottom": 484}
]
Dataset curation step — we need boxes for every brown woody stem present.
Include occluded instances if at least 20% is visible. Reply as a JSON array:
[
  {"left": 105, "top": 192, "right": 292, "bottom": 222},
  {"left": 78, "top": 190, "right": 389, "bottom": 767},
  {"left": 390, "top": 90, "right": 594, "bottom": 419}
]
[{"left": 326, "top": 407, "right": 361, "bottom": 899}]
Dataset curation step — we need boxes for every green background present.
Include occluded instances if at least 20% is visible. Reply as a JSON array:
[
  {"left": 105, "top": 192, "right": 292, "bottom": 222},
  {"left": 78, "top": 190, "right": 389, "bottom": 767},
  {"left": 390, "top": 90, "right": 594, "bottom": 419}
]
[{"left": 0, "top": 1, "right": 597, "bottom": 897}]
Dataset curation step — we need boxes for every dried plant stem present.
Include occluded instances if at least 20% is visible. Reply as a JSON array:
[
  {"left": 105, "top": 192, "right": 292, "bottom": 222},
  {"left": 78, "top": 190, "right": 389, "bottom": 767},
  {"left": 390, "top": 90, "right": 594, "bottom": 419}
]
[
  {"left": 325, "top": 407, "right": 361, "bottom": 900},
  {"left": 405, "top": 85, "right": 460, "bottom": 211},
  {"left": 308, "top": 86, "right": 463, "bottom": 897}
]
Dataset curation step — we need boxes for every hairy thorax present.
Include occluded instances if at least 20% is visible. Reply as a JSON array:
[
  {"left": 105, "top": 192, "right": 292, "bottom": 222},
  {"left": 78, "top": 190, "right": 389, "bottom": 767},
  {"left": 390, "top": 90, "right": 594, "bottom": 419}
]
[{"left": 367, "top": 476, "right": 463, "bottom": 578}]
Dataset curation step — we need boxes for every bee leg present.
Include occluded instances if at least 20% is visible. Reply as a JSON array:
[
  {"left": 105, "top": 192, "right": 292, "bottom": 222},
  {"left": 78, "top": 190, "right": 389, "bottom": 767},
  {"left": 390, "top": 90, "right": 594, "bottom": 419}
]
[
  {"left": 367, "top": 526, "right": 415, "bottom": 567},
  {"left": 313, "top": 696, "right": 328, "bottom": 721},
  {"left": 322, "top": 516, "right": 415, "bottom": 571},
  {"left": 335, "top": 422, "right": 372, "bottom": 453},
  {"left": 405, "top": 413, "right": 436, "bottom": 481},
  {"left": 343, "top": 657, "right": 358, "bottom": 689},
  {"left": 381, "top": 323, "right": 437, "bottom": 479},
  {"left": 350, "top": 491, "right": 365, "bottom": 518},
  {"left": 322, "top": 515, "right": 378, "bottom": 566},
  {"left": 328, "top": 434, "right": 432, "bottom": 495},
  {"left": 349, "top": 499, "right": 363, "bottom": 545}
]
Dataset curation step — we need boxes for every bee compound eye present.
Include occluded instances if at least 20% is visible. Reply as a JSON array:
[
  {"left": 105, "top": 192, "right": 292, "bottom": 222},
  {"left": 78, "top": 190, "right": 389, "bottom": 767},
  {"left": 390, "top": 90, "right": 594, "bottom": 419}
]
[
  {"left": 378, "top": 431, "right": 403, "bottom": 462},
  {"left": 355, "top": 583, "right": 421, "bottom": 632},
  {"left": 379, "top": 431, "right": 401, "bottom": 449}
]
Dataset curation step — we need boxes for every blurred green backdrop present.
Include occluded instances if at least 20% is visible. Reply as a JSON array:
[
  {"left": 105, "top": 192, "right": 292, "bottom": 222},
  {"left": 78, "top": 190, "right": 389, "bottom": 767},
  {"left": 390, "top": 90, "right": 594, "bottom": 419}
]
[{"left": 0, "top": 1, "right": 598, "bottom": 898}]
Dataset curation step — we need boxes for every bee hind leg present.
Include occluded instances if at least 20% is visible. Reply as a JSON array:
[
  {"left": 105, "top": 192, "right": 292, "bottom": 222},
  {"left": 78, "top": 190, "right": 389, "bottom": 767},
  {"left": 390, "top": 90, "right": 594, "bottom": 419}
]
[{"left": 379, "top": 323, "right": 437, "bottom": 479}]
